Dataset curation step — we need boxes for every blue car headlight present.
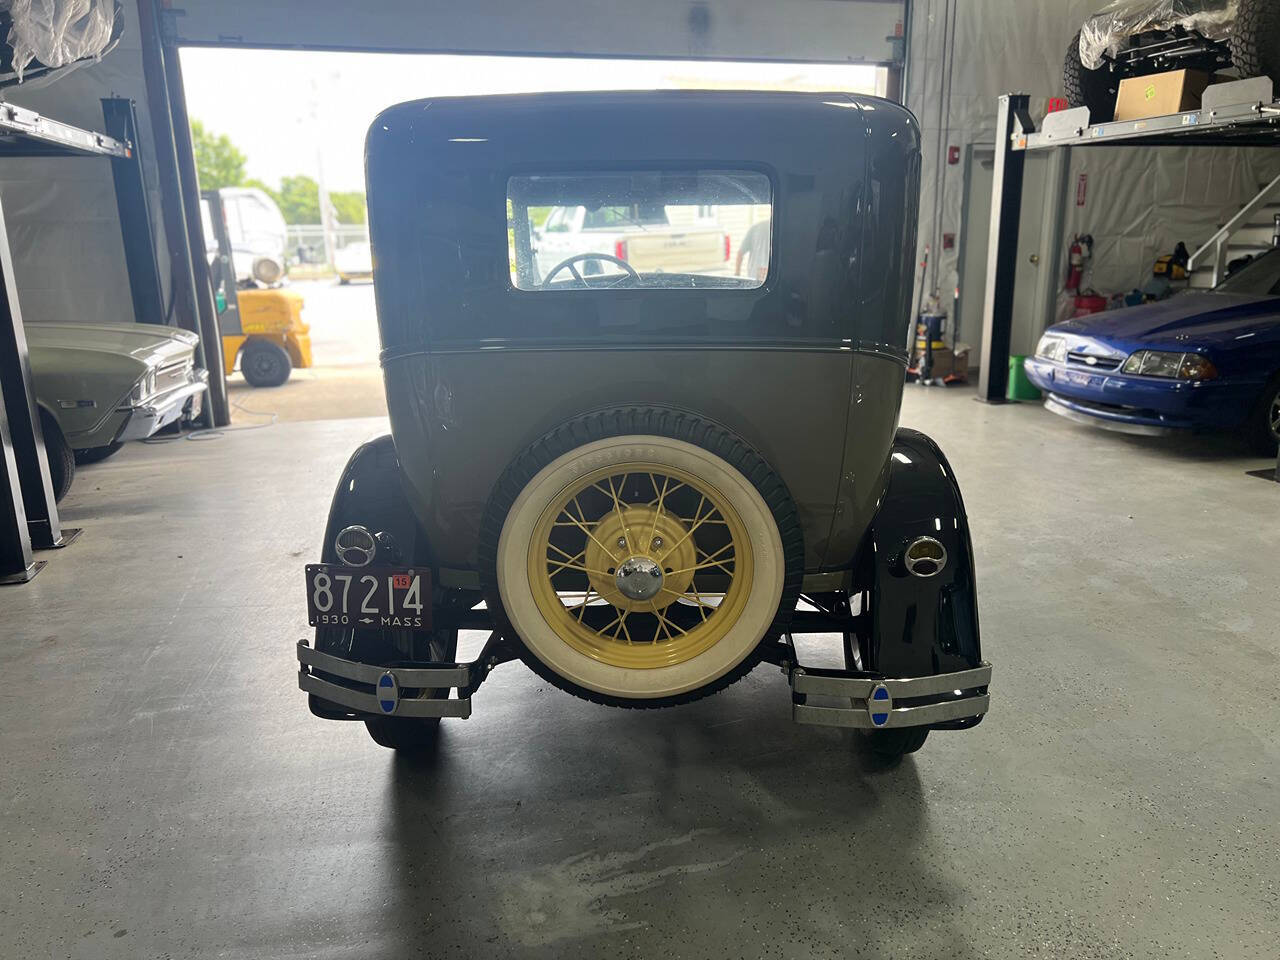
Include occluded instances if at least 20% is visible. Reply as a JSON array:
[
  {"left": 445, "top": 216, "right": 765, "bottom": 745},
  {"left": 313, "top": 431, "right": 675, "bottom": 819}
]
[
  {"left": 1035, "top": 334, "right": 1068, "bottom": 363},
  {"left": 1121, "top": 350, "right": 1219, "bottom": 381}
]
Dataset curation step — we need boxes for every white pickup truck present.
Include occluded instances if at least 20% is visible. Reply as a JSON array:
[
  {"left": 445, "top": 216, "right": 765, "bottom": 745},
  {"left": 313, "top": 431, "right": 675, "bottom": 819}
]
[{"left": 533, "top": 204, "right": 730, "bottom": 280}]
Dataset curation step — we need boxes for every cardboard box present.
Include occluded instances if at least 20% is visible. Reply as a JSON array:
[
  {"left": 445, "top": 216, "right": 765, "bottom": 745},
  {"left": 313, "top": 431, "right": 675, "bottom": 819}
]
[{"left": 1114, "top": 69, "right": 1211, "bottom": 122}]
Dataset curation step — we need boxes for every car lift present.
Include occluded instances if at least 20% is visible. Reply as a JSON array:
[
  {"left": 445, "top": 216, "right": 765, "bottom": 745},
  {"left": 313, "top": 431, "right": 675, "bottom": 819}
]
[{"left": 977, "top": 76, "right": 1280, "bottom": 483}]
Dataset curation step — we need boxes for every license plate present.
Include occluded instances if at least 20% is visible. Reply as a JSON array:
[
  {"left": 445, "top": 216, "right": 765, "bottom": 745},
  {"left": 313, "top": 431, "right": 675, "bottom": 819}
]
[{"left": 304, "top": 564, "right": 432, "bottom": 631}]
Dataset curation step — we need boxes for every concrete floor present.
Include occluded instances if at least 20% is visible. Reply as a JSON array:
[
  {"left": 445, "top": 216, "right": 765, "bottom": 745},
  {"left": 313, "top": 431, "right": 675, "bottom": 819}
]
[{"left": 2, "top": 387, "right": 1277, "bottom": 959}]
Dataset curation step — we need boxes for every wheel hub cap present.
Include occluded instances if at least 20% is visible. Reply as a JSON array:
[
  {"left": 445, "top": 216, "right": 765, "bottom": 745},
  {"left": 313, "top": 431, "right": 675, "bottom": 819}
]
[
  {"left": 615, "top": 556, "right": 664, "bottom": 600},
  {"left": 527, "top": 464, "right": 754, "bottom": 669}
]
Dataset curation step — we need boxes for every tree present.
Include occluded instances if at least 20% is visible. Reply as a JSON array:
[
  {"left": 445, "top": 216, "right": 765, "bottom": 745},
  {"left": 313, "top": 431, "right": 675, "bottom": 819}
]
[
  {"left": 330, "top": 191, "right": 367, "bottom": 224},
  {"left": 188, "top": 118, "right": 368, "bottom": 224},
  {"left": 270, "top": 176, "right": 366, "bottom": 225},
  {"left": 190, "top": 120, "right": 247, "bottom": 190},
  {"left": 276, "top": 175, "right": 321, "bottom": 224}
]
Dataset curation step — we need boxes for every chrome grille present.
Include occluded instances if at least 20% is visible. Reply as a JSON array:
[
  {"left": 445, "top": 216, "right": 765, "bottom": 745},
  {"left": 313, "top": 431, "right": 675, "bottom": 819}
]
[{"left": 1066, "top": 351, "right": 1123, "bottom": 371}]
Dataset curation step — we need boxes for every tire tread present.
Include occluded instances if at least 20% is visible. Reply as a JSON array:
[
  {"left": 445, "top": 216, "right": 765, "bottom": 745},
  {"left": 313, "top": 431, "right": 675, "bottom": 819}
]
[{"left": 1231, "top": 0, "right": 1280, "bottom": 82}]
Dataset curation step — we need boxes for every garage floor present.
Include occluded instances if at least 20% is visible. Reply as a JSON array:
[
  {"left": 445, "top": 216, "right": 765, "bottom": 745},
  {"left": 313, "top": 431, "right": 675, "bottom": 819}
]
[{"left": 2, "top": 388, "right": 1276, "bottom": 959}]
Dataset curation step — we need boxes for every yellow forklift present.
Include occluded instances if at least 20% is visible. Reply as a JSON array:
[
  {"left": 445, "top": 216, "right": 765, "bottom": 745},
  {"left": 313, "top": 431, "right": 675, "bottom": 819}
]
[{"left": 203, "top": 189, "right": 312, "bottom": 387}]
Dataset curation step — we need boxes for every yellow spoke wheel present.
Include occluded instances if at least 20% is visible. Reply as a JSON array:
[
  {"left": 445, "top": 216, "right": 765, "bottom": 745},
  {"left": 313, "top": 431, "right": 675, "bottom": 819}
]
[
  {"left": 528, "top": 463, "right": 755, "bottom": 669},
  {"left": 492, "top": 428, "right": 790, "bottom": 704}
]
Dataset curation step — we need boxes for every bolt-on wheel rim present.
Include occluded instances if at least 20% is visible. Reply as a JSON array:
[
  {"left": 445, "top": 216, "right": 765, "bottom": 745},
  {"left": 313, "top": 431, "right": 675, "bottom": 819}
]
[
  {"left": 1270, "top": 390, "right": 1280, "bottom": 441},
  {"left": 527, "top": 463, "right": 754, "bottom": 670}
]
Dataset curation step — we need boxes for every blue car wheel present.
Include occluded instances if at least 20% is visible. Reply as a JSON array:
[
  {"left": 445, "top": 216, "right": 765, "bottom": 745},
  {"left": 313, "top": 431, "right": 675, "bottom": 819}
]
[{"left": 1248, "top": 377, "right": 1280, "bottom": 455}]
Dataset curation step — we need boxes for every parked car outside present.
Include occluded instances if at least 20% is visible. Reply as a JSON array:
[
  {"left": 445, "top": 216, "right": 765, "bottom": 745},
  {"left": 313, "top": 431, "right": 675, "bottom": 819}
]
[
  {"left": 531, "top": 199, "right": 739, "bottom": 281},
  {"left": 1024, "top": 248, "right": 1280, "bottom": 453},
  {"left": 295, "top": 91, "right": 991, "bottom": 760},
  {"left": 27, "top": 322, "right": 207, "bottom": 499},
  {"left": 334, "top": 241, "right": 374, "bottom": 284}
]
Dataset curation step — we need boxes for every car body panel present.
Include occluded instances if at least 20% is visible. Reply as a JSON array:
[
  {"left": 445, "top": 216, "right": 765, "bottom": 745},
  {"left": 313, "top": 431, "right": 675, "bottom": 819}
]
[
  {"left": 367, "top": 90, "right": 921, "bottom": 575},
  {"left": 26, "top": 321, "right": 205, "bottom": 449},
  {"left": 386, "top": 347, "right": 906, "bottom": 573}
]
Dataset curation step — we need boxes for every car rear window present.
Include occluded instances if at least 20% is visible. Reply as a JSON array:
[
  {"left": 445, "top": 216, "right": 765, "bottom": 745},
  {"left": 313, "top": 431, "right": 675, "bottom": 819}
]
[{"left": 508, "top": 170, "right": 772, "bottom": 292}]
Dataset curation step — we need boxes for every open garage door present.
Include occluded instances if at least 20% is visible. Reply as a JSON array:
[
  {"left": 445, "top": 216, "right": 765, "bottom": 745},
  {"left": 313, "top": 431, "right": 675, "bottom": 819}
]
[{"left": 170, "top": 0, "right": 905, "bottom": 65}]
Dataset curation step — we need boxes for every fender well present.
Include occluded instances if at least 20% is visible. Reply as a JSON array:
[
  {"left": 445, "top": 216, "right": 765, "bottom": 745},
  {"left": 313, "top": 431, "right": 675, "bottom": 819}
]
[
  {"left": 322, "top": 434, "right": 432, "bottom": 567},
  {"left": 855, "top": 428, "right": 982, "bottom": 678}
]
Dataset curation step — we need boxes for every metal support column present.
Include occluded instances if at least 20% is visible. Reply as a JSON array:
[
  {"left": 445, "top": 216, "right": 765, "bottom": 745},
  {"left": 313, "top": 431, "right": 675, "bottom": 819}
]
[
  {"left": 136, "top": 0, "right": 229, "bottom": 428},
  {"left": 163, "top": 43, "right": 229, "bottom": 428},
  {"left": 0, "top": 195, "right": 78, "bottom": 559},
  {"left": 102, "top": 98, "right": 167, "bottom": 327},
  {"left": 977, "top": 94, "right": 1030, "bottom": 403},
  {"left": 0, "top": 369, "right": 41, "bottom": 583}
]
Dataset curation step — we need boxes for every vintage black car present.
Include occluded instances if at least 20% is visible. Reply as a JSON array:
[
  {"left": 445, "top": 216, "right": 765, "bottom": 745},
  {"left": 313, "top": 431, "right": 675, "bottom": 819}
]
[{"left": 296, "top": 91, "right": 991, "bottom": 758}]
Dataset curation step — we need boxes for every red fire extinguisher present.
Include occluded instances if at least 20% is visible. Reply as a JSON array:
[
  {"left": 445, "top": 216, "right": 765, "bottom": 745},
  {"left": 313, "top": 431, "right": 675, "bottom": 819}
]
[{"left": 1066, "top": 234, "right": 1093, "bottom": 292}]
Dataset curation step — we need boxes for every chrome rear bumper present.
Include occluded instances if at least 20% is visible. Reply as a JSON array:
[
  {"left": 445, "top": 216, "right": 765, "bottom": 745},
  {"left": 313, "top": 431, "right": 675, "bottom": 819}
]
[
  {"left": 790, "top": 662, "right": 991, "bottom": 729},
  {"left": 297, "top": 639, "right": 473, "bottom": 719}
]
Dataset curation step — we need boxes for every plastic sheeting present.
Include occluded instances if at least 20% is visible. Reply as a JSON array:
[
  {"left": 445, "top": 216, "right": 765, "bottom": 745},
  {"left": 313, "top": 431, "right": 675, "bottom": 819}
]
[
  {"left": 1, "top": 0, "right": 117, "bottom": 81},
  {"left": 1078, "top": 0, "right": 1237, "bottom": 70}
]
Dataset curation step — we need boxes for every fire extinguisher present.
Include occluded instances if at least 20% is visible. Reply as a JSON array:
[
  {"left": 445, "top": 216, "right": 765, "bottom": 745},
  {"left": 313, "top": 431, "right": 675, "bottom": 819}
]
[{"left": 1067, "top": 234, "right": 1093, "bottom": 292}]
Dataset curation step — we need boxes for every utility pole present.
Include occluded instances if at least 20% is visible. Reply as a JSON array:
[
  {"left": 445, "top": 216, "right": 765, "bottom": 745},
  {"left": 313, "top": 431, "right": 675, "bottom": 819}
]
[{"left": 316, "top": 144, "right": 336, "bottom": 269}]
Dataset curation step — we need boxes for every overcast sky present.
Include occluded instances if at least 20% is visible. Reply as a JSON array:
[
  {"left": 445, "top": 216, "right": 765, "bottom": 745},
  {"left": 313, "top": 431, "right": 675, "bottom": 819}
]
[{"left": 179, "top": 48, "right": 881, "bottom": 194}]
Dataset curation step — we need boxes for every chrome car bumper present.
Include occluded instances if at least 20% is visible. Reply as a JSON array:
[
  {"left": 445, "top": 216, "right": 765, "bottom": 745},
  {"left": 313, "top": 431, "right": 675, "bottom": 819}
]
[
  {"left": 300, "top": 639, "right": 990, "bottom": 729},
  {"left": 298, "top": 640, "right": 473, "bottom": 719},
  {"left": 116, "top": 370, "right": 208, "bottom": 442},
  {"left": 790, "top": 662, "right": 991, "bottom": 729}
]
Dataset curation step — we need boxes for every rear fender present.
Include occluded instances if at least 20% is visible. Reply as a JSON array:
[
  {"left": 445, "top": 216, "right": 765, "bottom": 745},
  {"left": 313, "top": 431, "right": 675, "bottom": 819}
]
[
  {"left": 321, "top": 435, "right": 433, "bottom": 567},
  {"left": 854, "top": 428, "right": 982, "bottom": 678}
]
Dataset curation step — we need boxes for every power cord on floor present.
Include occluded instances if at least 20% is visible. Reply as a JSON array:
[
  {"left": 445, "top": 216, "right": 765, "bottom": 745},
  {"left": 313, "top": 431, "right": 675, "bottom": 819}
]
[{"left": 141, "top": 395, "right": 279, "bottom": 444}]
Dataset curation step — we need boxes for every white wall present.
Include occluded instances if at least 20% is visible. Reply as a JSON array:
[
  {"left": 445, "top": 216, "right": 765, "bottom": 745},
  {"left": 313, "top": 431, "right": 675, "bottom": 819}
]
[
  {"left": 0, "top": 0, "right": 168, "bottom": 327},
  {"left": 907, "top": 0, "right": 1280, "bottom": 321}
]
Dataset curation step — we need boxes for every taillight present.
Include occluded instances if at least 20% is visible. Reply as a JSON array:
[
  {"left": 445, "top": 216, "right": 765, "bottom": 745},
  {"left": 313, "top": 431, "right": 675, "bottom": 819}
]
[
  {"left": 723, "top": 234, "right": 731, "bottom": 261},
  {"left": 614, "top": 239, "right": 628, "bottom": 261}
]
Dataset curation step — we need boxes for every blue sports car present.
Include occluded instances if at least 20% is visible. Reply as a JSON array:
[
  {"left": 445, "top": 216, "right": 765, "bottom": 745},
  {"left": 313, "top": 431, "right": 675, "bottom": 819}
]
[{"left": 1024, "top": 250, "right": 1280, "bottom": 454}]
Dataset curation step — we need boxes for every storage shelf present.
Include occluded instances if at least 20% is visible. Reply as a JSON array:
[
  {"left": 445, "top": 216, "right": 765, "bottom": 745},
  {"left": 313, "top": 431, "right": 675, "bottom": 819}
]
[
  {"left": 0, "top": 101, "right": 128, "bottom": 158},
  {"left": 1015, "top": 78, "right": 1280, "bottom": 151}
]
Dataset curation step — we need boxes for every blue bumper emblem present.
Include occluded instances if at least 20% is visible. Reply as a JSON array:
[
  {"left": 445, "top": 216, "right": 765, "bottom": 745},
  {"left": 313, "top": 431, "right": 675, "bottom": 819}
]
[
  {"left": 377, "top": 671, "right": 399, "bottom": 714},
  {"left": 868, "top": 683, "right": 891, "bottom": 727}
]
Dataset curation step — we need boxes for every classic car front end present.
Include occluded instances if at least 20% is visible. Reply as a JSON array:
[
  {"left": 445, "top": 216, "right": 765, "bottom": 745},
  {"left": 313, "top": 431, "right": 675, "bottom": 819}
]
[
  {"left": 28, "top": 322, "right": 208, "bottom": 497},
  {"left": 295, "top": 91, "right": 991, "bottom": 759}
]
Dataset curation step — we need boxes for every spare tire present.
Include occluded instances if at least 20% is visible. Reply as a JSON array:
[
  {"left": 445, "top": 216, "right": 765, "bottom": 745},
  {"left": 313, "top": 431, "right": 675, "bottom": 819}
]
[
  {"left": 479, "top": 408, "right": 804, "bottom": 708},
  {"left": 1064, "top": 30, "right": 1117, "bottom": 123},
  {"left": 1230, "top": 0, "right": 1280, "bottom": 86}
]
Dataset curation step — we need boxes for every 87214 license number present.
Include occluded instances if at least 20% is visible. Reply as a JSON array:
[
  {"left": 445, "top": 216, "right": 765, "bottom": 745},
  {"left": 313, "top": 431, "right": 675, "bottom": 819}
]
[{"left": 304, "top": 564, "right": 432, "bottom": 631}]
